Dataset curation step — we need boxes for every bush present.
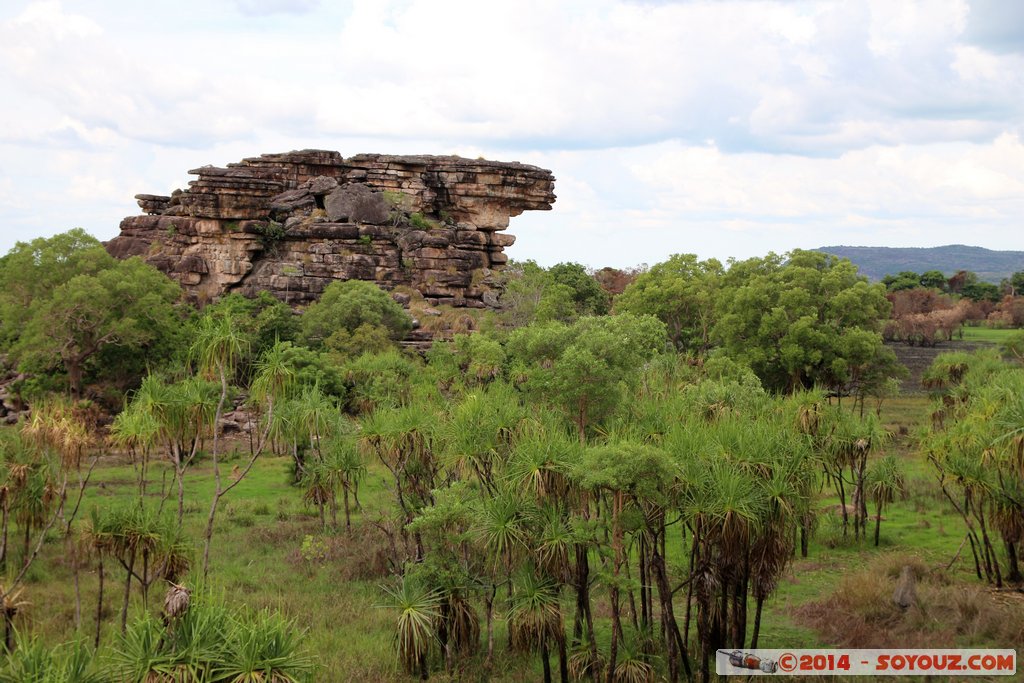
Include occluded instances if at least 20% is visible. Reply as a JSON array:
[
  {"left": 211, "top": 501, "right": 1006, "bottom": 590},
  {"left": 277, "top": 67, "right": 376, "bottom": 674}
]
[{"left": 299, "top": 280, "right": 411, "bottom": 350}]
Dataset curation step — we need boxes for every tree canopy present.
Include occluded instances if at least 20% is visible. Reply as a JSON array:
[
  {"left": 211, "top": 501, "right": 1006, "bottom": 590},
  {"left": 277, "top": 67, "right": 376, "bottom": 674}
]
[
  {"left": 12, "top": 255, "right": 185, "bottom": 398},
  {"left": 615, "top": 253, "right": 722, "bottom": 352},
  {"left": 299, "top": 279, "right": 412, "bottom": 353},
  {"left": 714, "top": 250, "right": 893, "bottom": 393}
]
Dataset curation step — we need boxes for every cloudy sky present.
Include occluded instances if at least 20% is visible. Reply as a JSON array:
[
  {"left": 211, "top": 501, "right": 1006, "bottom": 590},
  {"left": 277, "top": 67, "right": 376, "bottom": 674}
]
[{"left": 1, "top": 0, "right": 1022, "bottom": 267}]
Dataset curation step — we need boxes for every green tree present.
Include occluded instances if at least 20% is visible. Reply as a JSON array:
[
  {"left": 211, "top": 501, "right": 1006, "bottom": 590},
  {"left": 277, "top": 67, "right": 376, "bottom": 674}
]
[
  {"left": 547, "top": 263, "right": 609, "bottom": 316},
  {"left": 0, "top": 229, "right": 113, "bottom": 348},
  {"left": 920, "top": 270, "right": 948, "bottom": 290},
  {"left": 961, "top": 280, "right": 1001, "bottom": 303},
  {"left": 299, "top": 280, "right": 411, "bottom": 351},
  {"left": 615, "top": 253, "right": 723, "bottom": 352},
  {"left": 13, "top": 257, "right": 184, "bottom": 399},
  {"left": 1006, "top": 271, "right": 1024, "bottom": 296},
  {"left": 881, "top": 271, "right": 921, "bottom": 291},
  {"left": 713, "top": 250, "right": 892, "bottom": 393},
  {"left": 508, "top": 314, "right": 666, "bottom": 441}
]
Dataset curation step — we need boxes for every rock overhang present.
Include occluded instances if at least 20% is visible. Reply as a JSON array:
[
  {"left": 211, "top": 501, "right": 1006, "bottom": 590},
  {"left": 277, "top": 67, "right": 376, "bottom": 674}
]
[{"left": 105, "top": 150, "right": 556, "bottom": 309}]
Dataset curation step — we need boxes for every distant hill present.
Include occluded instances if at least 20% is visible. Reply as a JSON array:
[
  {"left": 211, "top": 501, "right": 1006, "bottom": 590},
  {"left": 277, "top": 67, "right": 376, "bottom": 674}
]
[{"left": 815, "top": 245, "right": 1024, "bottom": 283}]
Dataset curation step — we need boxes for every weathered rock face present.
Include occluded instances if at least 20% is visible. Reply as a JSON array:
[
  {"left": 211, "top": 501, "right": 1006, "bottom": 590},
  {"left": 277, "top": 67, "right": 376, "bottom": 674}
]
[{"left": 106, "top": 150, "right": 555, "bottom": 307}]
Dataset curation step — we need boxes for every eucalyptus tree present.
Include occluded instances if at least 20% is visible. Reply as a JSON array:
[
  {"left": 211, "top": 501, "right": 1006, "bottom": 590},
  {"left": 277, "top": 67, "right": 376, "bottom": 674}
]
[
  {"left": 615, "top": 253, "right": 724, "bottom": 353},
  {"left": 507, "top": 314, "right": 666, "bottom": 443},
  {"left": 713, "top": 249, "right": 893, "bottom": 393}
]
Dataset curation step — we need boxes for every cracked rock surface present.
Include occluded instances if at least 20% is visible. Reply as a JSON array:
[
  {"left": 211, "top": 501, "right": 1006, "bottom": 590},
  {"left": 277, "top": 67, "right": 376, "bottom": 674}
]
[{"left": 105, "top": 150, "right": 556, "bottom": 309}]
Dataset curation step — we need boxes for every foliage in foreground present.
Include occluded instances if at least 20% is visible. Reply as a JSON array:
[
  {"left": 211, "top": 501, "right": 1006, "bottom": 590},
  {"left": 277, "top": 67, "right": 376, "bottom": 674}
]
[{"left": 0, "top": 596, "right": 315, "bottom": 683}]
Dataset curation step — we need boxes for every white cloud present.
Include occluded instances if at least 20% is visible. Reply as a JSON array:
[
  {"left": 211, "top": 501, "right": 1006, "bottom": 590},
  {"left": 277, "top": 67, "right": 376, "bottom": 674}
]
[{"left": 0, "top": 0, "right": 1022, "bottom": 265}]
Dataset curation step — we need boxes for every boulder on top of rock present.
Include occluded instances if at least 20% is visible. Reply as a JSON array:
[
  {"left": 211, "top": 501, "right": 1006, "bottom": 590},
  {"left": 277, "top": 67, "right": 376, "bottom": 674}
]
[
  {"left": 324, "top": 183, "right": 390, "bottom": 225},
  {"left": 104, "top": 150, "right": 556, "bottom": 316}
]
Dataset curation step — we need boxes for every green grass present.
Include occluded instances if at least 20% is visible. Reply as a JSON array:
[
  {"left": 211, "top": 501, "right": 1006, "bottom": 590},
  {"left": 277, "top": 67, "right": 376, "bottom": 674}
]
[
  {"left": 10, "top": 397, "right": 1023, "bottom": 682},
  {"left": 957, "top": 325, "right": 1020, "bottom": 343}
]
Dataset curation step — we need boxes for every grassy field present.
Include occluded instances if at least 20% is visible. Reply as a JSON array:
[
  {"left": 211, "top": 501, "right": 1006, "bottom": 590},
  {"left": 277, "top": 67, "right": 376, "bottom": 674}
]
[
  {"left": 12, "top": 396, "right": 1024, "bottom": 682},
  {"left": 958, "top": 326, "right": 1020, "bottom": 344}
]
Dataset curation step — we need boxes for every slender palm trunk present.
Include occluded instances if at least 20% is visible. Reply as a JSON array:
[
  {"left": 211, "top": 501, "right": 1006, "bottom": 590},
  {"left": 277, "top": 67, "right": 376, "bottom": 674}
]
[
  {"left": 557, "top": 629, "right": 568, "bottom": 683},
  {"left": 343, "top": 486, "right": 351, "bottom": 529},
  {"left": 606, "top": 492, "right": 623, "bottom": 683},
  {"left": 95, "top": 556, "right": 104, "bottom": 649},
  {"left": 0, "top": 491, "right": 8, "bottom": 571},
  {"left": 874, "top": 500, "right": 883, "bottom": 546},
  {"left": 751, "top": 594, "right": 765, "bottom": 648},
  {"left": 485, "top": 585, "right": 496, "bottom": 665},
  {"left": 541, "top": 634, "right": 552, "bottom": 683},
  {"left": 1003, "top": 541, "right": 1021, "bottom": 583},
  {"left": 120, "top": 551, "right": 135, "bottom": 634},
  {"left": 202, "top": 367, "right": 229, "bottom": 578}
]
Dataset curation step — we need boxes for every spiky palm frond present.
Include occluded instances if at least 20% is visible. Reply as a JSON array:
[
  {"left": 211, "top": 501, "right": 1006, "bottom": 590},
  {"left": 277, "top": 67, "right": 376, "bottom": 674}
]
[
  {"left": 380, "top": 578, "right": 441, "bottom": 675},
  {"left": 568, "top": 638, "right": 606, "bottom": 681},
  {"left": 0, "top": 631, "right": 106, "bottom": 683},
  {"left": 507, "top": 571, "right": 562, "bottom": 654},
  {"left": 473, "top": 491, "right": 527, "bottom": 571}
]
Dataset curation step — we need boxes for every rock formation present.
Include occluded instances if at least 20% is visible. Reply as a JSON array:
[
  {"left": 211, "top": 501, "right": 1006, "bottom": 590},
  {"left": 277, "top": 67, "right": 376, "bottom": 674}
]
[{"left": 106, "top": 150, "right": 556, "bottom": 308}]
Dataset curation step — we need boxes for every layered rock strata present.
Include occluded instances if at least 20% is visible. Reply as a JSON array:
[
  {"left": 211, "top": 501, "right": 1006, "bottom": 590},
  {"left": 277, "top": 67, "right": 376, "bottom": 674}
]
[{"left": 106, "top": 150, "right": 555, "bottom": 308}]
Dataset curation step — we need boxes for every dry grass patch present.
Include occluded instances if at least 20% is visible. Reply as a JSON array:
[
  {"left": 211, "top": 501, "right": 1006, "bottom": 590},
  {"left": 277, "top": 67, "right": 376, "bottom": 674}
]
[{"left": 795, "top": 553, "right": 1024, "bottom": 649}]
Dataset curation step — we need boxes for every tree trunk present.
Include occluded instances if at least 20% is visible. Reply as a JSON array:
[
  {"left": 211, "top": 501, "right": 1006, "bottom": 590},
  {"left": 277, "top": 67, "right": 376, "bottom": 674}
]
[
  {"left": 0, "top": 491, "right": 8, "bottom": 571},
  {"left": 652, "top": 539, "right": 689, "bottom": 682},
  {"left": 176, "top": 459, "right": 185, "bottom": 529},
  {"left": 751, "top": 594, "right": 765, "bottom": 648},
  {"left": 202, "top": 366, "right": 229, "bottom": 578},
  {"left": 874, "top": 501, "right": 883, "bottom": 547},
  {"left": 606, "top": 492, "right": 623, "bottom": 683},
  {"left": 67, "top": 356, "right": 84, "bottom": 400},
  {"left": 95, "top": 556, "right": 104, "bottom": 649},
  {"left": 343, "top": 486, "right": 351, "bottom": 529},
  {"left": 120, "top": 551, "right": 135, "bottom": 635},
  {"left": 557, "top": 630, "right": 569, "bottom": 683},
  {"left": 541, "top": 634, "right": 552, "bottom": 683},
  {"left": 485, "top": 586, "right": 495, "bottom": 665},
  {"left": 837, "top": 472, "right": 848, "bottom": 537},
  {"left": 72, "top": 552, "right": 80, "bottom": 626},
  {"left": 1005, "top": 541, "right": 1022, "bottom": 583}
]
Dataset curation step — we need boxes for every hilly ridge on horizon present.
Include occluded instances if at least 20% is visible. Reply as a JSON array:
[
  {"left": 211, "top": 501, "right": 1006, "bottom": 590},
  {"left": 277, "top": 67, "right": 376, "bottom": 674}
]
[{"left": 816, "top": 244, "right": 1024, "bottom": 283}]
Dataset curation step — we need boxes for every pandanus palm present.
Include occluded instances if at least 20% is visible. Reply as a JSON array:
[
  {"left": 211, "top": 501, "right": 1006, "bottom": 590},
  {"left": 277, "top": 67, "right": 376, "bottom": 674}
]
[
  {"left": 382, "top": 577, "right": 441, "bottom": 680},
  {"left": 360, "top": 403, "right": 438, "bottom": 559},
  {"left": 202, "top": 338, "right": 294, "bottom": 577},
  {"left": 866, "top": 454, "right": 905, "bottom": 547},
  {"left": 129, "top": 375, "right": 218, "bottom": 527},
  {"left": 683, "top": 458, "right": 766, "bottom": 683},
  {"left": 472, "top": 488, "right": 528, "bottom": 663},
  {"left": 322, "top": 435, "right": 365, "bottom": 529},
  {"left": 109, "top": 403, "right": 160, "bottom": 503},
  {"left": 508, "top": 570, "right": 565, "bottom": 683},
  {"left": 440, "top": 382, "right": 526, "bottom": 491},
  {"left": 578, "top": 441, "right": 680, "bottom": 683}
]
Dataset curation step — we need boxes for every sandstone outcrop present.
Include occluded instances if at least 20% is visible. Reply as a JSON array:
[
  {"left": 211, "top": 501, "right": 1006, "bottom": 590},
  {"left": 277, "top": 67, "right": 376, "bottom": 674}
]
[{"left": 106, "top": 150, "right": 556, "bottom": 308}]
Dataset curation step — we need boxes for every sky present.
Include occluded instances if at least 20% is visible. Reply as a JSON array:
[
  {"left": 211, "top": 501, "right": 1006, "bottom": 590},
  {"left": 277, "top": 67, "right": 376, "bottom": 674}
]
[{"left": 0, "top": 0, "right": 1022, "bottom": 268}]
